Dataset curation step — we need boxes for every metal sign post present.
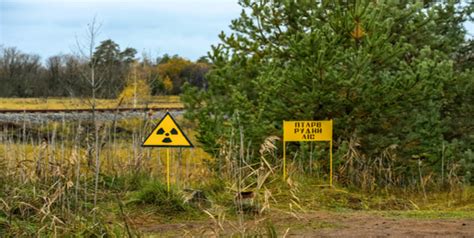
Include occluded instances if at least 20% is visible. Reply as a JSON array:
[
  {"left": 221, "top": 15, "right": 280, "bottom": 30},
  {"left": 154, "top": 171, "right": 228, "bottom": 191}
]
[
  {"left": 283, "top": 120, "right": 333, "bottom": 186},
  {"left": 142, "top": 112, "right": 193, "bottom": 192}
]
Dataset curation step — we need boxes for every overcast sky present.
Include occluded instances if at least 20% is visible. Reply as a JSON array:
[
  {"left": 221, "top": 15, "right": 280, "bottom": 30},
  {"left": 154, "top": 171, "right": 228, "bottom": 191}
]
[
  {"left": 1, "top": 0, "right": 473, "bottom": 62},
  {"left": 0, "top": 0, "right": 241, "bottom": 61}
]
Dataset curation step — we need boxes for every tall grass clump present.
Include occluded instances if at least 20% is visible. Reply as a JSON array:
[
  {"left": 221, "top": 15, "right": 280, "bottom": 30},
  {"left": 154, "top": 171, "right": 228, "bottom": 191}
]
[{"left": 130, "top": 180, "right": 193, "bottom": 215}]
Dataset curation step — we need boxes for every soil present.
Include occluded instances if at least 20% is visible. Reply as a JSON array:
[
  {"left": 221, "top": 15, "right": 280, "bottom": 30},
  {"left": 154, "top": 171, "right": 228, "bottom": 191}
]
[
  {"left": 289, "top": 211, "right": 474, "bottom": 237},
  {"left": 135, "top": 210, "right": 474, "bottom": 237}
]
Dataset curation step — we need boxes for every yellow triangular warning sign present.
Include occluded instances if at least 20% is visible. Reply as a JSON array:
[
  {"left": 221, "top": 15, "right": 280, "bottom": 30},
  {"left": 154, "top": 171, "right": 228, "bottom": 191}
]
[{"left": 142, "top": 112, "right": 193, "bottom": 147}]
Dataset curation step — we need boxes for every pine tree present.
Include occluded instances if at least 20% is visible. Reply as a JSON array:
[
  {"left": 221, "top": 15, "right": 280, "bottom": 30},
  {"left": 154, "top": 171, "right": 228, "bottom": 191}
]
[{"left": 183, "top": 1, "right": 472, "bottom": 186}]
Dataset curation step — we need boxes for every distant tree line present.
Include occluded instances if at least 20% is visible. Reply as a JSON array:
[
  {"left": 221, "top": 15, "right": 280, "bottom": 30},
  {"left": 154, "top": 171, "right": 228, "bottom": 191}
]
[{"left": 0, "top": 40, "right": 210, "bottom": 98}]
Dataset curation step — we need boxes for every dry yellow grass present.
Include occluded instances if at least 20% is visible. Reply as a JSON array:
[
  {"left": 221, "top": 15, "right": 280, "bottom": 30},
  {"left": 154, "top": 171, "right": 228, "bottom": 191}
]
[
  {"left": 0, "top": 96, "right": 183, "bottom": 110},
  {"left": 0, "top": 114, "right": 211, "bottom": 187},
  {"left": 0, "top": 141, "right": 211, "bottom": 185}
]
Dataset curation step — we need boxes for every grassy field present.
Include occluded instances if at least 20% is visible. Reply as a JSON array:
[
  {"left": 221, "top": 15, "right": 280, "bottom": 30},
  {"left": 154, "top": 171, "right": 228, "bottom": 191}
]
[
  {"left": 0, "top": 96, "right": 183, "bottom": 110},
  {"left": 0, "top": 97, "right": 473, "bottom": 237}
]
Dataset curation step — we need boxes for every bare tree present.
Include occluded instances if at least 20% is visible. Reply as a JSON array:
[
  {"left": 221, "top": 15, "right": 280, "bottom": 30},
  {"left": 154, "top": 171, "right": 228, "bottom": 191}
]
[
  {"left": 74, "top": 16, "right": 103, "bottom": 221},
  {"left": 0, "top": 46, "right": 44, "bottom": 97}
]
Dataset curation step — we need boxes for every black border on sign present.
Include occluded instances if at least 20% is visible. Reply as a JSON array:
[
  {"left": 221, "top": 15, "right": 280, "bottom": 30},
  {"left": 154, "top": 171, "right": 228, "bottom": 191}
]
[{"left": 141, "top": 111, "right": 194, "bottom": 148}]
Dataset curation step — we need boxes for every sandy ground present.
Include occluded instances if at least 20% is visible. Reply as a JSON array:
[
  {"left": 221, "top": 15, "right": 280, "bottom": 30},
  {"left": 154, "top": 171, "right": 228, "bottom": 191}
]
[{"left": 134, "top": 210, "right": 473, "bottom": 237}]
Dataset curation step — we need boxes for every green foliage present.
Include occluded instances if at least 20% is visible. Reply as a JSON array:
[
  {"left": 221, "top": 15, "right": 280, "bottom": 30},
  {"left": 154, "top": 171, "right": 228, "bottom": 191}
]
[
  {"left": 100, "top": 172, "right": 151, "bottom": 191},
  {"left": 92, "top": 39, "right": 138, "bottom": 98},
  {"left": 199, "top": 177, "right": 227, "bottom": 194},
  {"left": 0, "top": 213, "right": 8, "bottom": 235},
  {"left": 0, "top": 179, "right": 127, "bottom": 237},
  {"left": 444, "top": 141, "right": 474, "bottom": 185},
  {"left": 75, "top": 220, "right": 125, "bottom": 238},
  {"left": 265, "top": 221, "right": 278, "bottom": 238},
  {"left": 183, "top": 0, "right": 473, "bottom": 187},
  {"left": 131, "top": 180, "right": 193, "bottom": 215},
  {"left": 460, "top": 149, "right": 473, "bottom": 184}
]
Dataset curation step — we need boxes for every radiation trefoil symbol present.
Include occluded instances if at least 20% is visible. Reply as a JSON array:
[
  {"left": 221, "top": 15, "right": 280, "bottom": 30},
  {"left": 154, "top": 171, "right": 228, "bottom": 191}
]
[
  {"left": 157, "top": 127, "right": 178, "bottom": 143},
  {"left": 142, "top": 112, "right": 193, "bottom": 147}
]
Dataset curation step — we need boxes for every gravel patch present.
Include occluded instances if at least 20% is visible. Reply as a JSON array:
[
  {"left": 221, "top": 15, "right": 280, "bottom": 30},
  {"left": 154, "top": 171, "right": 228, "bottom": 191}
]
[{"left": 0, "top": 110, "right": 185, "bottom": 124}]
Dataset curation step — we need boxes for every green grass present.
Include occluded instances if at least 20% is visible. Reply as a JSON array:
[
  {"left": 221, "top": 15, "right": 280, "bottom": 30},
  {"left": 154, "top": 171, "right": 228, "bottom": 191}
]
[
  {"left": 127, "top": 180, "right": 199, "bottom": 218},
  {"left": 379, "top": 210, "right": 474, "bottom": 219}
]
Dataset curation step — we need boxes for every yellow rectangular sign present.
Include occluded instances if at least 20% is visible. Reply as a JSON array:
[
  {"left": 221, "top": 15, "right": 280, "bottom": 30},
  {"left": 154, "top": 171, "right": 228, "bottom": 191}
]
[{"left": 283, "top": 120, "right": 332, "bottom": 142}]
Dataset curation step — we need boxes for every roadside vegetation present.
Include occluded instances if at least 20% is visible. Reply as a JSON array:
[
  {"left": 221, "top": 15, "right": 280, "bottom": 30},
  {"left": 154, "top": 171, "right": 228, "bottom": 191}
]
[{"left": 0, "top": 114, "right": 472, "bottom": 236}]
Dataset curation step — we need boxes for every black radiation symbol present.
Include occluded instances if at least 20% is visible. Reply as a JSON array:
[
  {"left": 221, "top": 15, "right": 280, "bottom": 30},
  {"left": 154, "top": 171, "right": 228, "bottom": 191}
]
[{"left": 156, "top": 127, "right": 178, "bottom": 143}]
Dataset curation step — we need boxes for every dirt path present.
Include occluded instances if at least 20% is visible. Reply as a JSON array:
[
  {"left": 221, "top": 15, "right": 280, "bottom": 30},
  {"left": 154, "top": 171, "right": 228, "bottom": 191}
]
[
  {"left": 137, "top": 211, "right": 473, "bottom": 237},
  {"left": 290, "top": 211, "right": 473, "bottom": 237}
]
